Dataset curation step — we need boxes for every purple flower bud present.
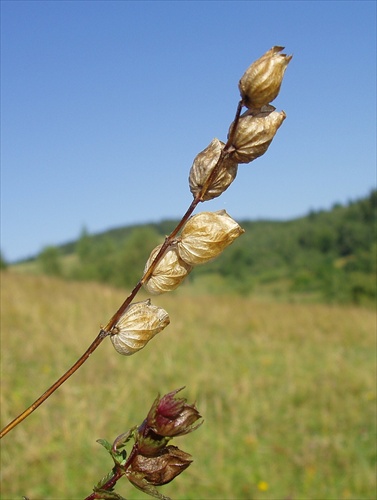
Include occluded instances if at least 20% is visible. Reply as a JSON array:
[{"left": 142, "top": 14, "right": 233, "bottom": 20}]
[
  {"left": 135, "top": 419, "right": 170, "bottom": 457},
  {"left": 146, "top": 387, "right": 203, "bottom": 437}
]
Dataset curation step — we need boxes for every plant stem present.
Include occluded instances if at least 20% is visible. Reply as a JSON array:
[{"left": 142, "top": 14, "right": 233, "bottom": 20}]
[
  {"left": 85, "top": 468, "right": 123, "bottom": 500},
  {"left": 103, "top": 197, "right": 198, "bottom": 332},
  {"left": 85, "top": 445, "right": 139, "bottom": 500},
  {"left": 0, "top": 100, "right": 244, "bottom": 439},
  {"left": 100, "top": 100, "right": 243, "bottom": 333}
]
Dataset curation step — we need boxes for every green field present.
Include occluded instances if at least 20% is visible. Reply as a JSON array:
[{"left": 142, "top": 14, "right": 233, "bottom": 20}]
[{"left": 1, "top": 271, "right": 376, "bottom": 499}]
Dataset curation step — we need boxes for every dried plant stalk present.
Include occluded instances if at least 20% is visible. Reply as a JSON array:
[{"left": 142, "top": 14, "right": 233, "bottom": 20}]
[{"left": 0, "top": 48, "right": 292, "bottom": 482}]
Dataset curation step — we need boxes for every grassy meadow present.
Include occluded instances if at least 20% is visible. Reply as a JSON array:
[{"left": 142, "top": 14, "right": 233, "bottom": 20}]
[{"left": 1, "top": 271, "right": 376, "bottom": 499}]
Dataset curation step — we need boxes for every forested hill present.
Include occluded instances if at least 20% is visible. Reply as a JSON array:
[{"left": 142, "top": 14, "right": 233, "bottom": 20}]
[{"left": 10, "top": 190, "right": 377, "bottom": 305}]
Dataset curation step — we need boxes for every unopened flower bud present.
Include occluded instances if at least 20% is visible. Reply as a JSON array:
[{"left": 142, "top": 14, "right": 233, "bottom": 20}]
[
  {"left": 144, "top": 243, "right": 192, "bottom": 295},
  {"left": 177, "top": 210, "right": 245, "bottom": 266},
  {"left": 189, "top": 138, "right": 238, "bottom": 201},
  {"left": 229, "top": 109, "right": 286, "bottom": 164},
  {"left": 239, "top": 46, "right": 292, "bottom": 110},
  {"left": 110, "top": 299, "right": 170, "bottom": 356},
  {"left": 126, "top": 445, "right": 192, "bottom": 487},
  {"left": 146, "top": 387, "right": 203, "bottom": 438}
]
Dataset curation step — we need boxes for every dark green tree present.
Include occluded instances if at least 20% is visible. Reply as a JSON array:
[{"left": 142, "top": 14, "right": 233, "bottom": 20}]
[
  {"left": 38, "top": 246, "right": 62, "bottom": 276},
  {"left": 0, "top": 251, "right": 8, "bottom": 270}
]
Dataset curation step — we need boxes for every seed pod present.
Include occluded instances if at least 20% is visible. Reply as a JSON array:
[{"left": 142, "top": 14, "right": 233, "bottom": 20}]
[
  {"left": 239, "top": 46, "right": 292, "bottom": 110},
  {"left": 177, "top": 210, "right": 244, "bottom": 266},
  {"left": 189, "top": 138, "right": 238, "bottom": 201},
  {"left": 229, "top": 109, "right": 286, "bottom": 164},
  {"left": 144, "top": 243, "right": 192, "bottom": 295},
  {"left": 126, "top": 445, "right": 193, "bottom": 487},
  {"left": 110, "top": 299, "right": 170, "bottom": 356}
]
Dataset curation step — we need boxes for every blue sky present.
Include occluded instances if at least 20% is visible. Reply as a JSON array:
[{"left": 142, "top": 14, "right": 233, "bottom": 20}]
[{"left": 1, "top": 1, "right": 376, "bottom": 262}]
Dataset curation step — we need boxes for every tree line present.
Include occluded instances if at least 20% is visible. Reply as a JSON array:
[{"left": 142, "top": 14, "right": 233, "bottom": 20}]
[{"left": 7, "top": 190, "right": 375, "bottom": 305}]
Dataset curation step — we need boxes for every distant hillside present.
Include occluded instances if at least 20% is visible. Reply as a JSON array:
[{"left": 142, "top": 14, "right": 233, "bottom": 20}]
[{"left": 10, "top": 190, "right": 377, "bottom": 305}]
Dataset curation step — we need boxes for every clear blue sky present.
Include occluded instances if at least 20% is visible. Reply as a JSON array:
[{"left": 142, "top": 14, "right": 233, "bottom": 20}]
[{"left": 1, "top": 1, "right": 376, "bottom": 262}]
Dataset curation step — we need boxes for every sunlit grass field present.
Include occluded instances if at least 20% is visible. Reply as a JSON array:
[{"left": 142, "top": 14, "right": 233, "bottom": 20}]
[{"left": 1, "top": 271, "right": 376, "bottom": 499}]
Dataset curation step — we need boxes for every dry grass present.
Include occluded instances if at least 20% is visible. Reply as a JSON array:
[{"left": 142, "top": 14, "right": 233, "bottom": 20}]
[{"left": 1, "top": 271, "right": 376, "bottom": 499}]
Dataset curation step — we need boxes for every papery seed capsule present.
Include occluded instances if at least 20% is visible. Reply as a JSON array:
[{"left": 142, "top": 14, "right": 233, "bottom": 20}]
[
  {"left": 110, "top": 299, "right": 170, "bottom": 356},
  {"left": 239, "top": 46, "right": 292, "bottom": 110},
  {"left": 229, "top": 109, "right": 286, "bottom": 164},
  {"left": 177, "top": 210, "right": 244, "bottom": 266},
  {"left": 127, "top": 445, "right": 192, "bottom": 487},
  {"left": 143, "top": 243, "right": 192, "bottom": 295},
  {"left": 189, "top": 138, "right": 238, "bottom": 201}
]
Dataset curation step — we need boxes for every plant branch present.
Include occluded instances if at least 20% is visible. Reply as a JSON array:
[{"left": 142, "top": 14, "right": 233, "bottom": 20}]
[
  {"left": 85, "top": 443, "right": 140, "bottom": 499},
  {"left": 100, "top": 100, "right": 243, "bottom": 332},
  {"left": 85, "top": 468, "right": 123, "bottom": 500},
  {"left": 0, "top": 100, "right": 244, "bottom": 440}
]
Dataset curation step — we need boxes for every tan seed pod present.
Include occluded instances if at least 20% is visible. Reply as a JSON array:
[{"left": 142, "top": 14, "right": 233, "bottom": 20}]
[
  {"left": 110, "top": 299, "right": 170, "bottom": 356},
  {"left": 143, "top": 242, "right": 192, "bottom": 295},
  {"left": 229, "top": 109, "right": 286, "bottom": 164},
  {"left": 177, "top": 210, "right": 245, "bottom": 266},
  {"left": 239, "top": 46, "right": 292, "bottom": 110},
  {"left": 189, "top": 138, "right": 238, "bottom": 201}
]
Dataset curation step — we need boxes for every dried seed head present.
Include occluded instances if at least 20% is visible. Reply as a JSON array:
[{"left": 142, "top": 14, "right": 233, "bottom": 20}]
[
  {"left": 126, "top": 445, "right": 193, "bottom": 487},
  {"left": 229, "top": 109, "right": 286, "bottom": 164},
  {"left": 144, "top": 243, "right": 192, "bottom": 295},
  {"left": 239, "top": 46, "right": 292, "bottom": 111},
  {"left": 110, "top": 299, "right": 170, "bottom": 356},
  {"left": 189, "top": 138, "right": 238, "bottom": 201},
  {"left": 177, "top": 210, "right": 245, "bottom": 266}
]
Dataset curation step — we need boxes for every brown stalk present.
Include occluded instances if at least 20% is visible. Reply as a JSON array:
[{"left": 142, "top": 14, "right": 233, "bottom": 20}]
[
  {"left": 84, "top": 444, "right": 139, "bottom": 500},
  {"left": 0, "top": 100, "right": 243, "bottom": 440},
  {"left": 84, "top": 468, "right": 123, "bottom": 500}
]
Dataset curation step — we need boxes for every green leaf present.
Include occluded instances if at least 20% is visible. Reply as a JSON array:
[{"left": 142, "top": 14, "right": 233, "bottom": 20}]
[
  {"left": 95, "top": 470, "right": 116, "bottom": 490},
  {"left": 97, "top": 438, "right": 112, "bottom": 452},
  {"left": 111, "top": 448, "right": 128, "bottom": 466},
  {"left": 112, "top": 427, "right": 137, "bottom": 451}
]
